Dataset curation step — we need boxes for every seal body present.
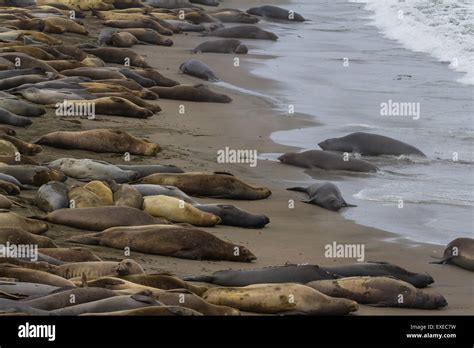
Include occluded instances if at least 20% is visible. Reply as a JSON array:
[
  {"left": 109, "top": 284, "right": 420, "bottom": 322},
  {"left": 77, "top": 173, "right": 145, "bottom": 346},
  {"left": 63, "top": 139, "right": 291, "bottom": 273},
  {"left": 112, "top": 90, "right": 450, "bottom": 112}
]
[
  {"left": 247, "top": 5, "right": 306, "bottom": 22},
  {"left": 193, "top": 39, "right": 248, "bottom": 54},
  {"left": 179, "top": 59, "right": 219, "bottom": 81},
  {"left": 287, "top": 182, "right": 356, "bottom": 211},
  {"left": 195, "top": 204, "right": 270, "bottom": 228},
  {"left": 150, "top": 84, "right": 231, "bottom": 102},
  {"left": 432, "top": 238, "right": 474, "bottom": 271},
  {"left": 35, "top": 181, "right": 69, "bottom": 212},
  {"left": 207, "top": 25, "right": 278, "bottom": 41}
]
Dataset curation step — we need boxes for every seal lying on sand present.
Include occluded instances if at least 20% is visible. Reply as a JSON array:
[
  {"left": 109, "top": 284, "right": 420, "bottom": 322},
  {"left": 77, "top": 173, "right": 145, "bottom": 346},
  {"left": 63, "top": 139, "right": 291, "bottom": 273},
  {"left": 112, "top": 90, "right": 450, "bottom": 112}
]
[
  {"left": 183, "top": 264, "right": 338, "bottom": 286},
  {"left": 195, "top": 204, "right": 270, "bottom": 229},
  {"left": 202, "top": 283, "right": 358, "bottom": 315},
  {"left": 247, "top": 5, "right": 306, "bottom": 22},
  {"left": 179, "top": 59, "right": 219, "bottom": 81},
  {"left": 0, "top": 210, "right": 49, "bottom": 235},
  {"left": 35, "top": 181, "right": 69, "bottom": 212},
  {"left": 318, "top": 132, "right": 426, "bottom": 157},
  {"left": 139, "top": 172, "right": 271, "bottom": 200},
  {"left": 287, "top": 182, "right": 356, "bottom": 211},
  {"left": 67, "top": 224, "right": 257, "bottom": 262},
  {"left": 54, "top": 259, "right": 144, "bottom": 279},
  {"left": 150, "top": 84, "right": 231, "bottom": 103},
  {"left": 205, "top": 25, "right": 278, "bottom": 40},
  {"left": 0, "top": 228, "right": 57, "bottom": 248},
  {"left": 278, "top": 150, "right": 378, "bottom": 173},
  {"left": 192, "top": 39, "right": 248, "bottom": 54},
  {"left": 307, "top": 276, "right": 447, "bottom": 309},
  {"left": 431, "top": 238, "right": 474, "bottom": 271}
]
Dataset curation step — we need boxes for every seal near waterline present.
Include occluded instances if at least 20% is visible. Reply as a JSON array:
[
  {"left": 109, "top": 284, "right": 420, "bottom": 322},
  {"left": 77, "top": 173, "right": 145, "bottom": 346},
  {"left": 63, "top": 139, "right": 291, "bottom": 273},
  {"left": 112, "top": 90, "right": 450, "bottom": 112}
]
[
  {"left": 202, "top": 283, "right": 358, "bottom": 315},
  {"left": 83, "top": 47, "right": 151, "bottom": 68},
  {"left": 112, "top": 183, "right": 142, "bottom": 209},
  {"left": 0, "top": 264, "right": 75, "bottom": 287},
  {"left": 45, "top": 158, "right": 139, "bottom": 183},
  {"left": 179, "top": 59, "right": 219, "bottom": 81},
  {"left": 205, "top": 25, "right": 278, "bottom": 41},
  {"left": 0, "top": 98, "right": 46, "bottom": 117},
  {"left": 0, "top": 165, "right": 66, "bottom": 186},
  {"left": 120, "top": 274, "right": 208, "bottom": 295},
  {"left": 0, "top": 228, "right": 56, "bottom": 248},
  {"left": 247, "top": 5, "right": 306, "bottom": 22},
  {"left": 430, "top": 238, "right": 474, "bottom": 271},
  {"left": 195, "top": 204, "right": 270, "bottom": 229},
  {"left": 306, "top": 276, "right": 447, "bottom": 309},
  {"left": 318, "top": 132, "right": 426, "bottom": 157},
  {"left": 142, "top": 195, "right": 221, "bottom": 227},
  {"left": 0, "top": 210, "right": 48, "bottom": 235},
  {"left": 38, "top": 247, "right": 102, "bottom": 262},
  {"left": 193, "top": 39, "right": 248, "bottom": 54},
  {"left": 0, "top": 108, "right": 32, "bottom": 127},
  {"left": 35, "top": 181, "right": 69, "bottom": 212},
  {"left": 84, "top": 180, "right": 113, "bottom": 205},
  {"left": 132, "top": 184, "right": 197, "bottom": 204},
  {"left": 278, "top": 150, "right": 378, "bottom": 173},
  {"left": 117, "top": 164, "right": 184, "bottom": 177},
  {"left": 34, "top": 129, "right": 160, "bottom": 156},
  {"left": 321, "top": 261, "right": 434, "bottom": 288},
  {"left": 139, "top": 172, "right": 271, "bottom": 200},
  {"left": 67, "top": 224, "right": 257, "bottom": 262},
  {"left": 55, "top": 259, "right": 144, "bottom": 279},
  {"left": 183, "top": 264, "right": 338, "bottom": 286},
  {"left": 31, "top": 206, "right": 170, "bottom": 231},
  {"left": 119, "top": 28, "right": 173, "bottom": 46},
  {"left": 209, "top": 10, "right": 259, "bottom": 24},
  {"left": 287, "top": 182, "right": 357, "bottom": 211},
  {"left": 111, "top": 31, "right": 139, "bottom": 47}
]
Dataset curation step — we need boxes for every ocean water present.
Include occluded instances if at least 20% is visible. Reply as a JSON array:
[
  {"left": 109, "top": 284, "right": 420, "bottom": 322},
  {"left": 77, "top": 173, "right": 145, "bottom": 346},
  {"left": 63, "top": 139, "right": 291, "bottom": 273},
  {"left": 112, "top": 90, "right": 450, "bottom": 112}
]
[{"left": 245, "top": 0, "right": 473, "bottom": 244}]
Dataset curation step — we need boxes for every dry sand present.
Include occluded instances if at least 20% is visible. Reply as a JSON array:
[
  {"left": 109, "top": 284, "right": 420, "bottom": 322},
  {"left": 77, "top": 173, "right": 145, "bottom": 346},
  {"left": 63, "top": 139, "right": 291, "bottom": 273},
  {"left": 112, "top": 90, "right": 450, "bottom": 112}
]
[{"left": 12, "top": 0, "right": 473, "bottom": 315}]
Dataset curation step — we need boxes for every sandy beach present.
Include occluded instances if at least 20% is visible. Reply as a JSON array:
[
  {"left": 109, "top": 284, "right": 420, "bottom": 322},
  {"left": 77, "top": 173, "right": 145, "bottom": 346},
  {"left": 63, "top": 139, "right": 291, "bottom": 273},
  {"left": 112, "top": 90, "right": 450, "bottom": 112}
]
[{"left": 3, "top": 0, "right": 468, "bottom": 316}]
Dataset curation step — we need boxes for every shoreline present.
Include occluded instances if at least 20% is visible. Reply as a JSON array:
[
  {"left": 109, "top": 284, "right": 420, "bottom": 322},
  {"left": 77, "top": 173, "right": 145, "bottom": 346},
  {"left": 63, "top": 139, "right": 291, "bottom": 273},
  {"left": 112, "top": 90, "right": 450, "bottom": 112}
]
[{"left": 12, "top": 0, "right": 473, "bottom": 315}]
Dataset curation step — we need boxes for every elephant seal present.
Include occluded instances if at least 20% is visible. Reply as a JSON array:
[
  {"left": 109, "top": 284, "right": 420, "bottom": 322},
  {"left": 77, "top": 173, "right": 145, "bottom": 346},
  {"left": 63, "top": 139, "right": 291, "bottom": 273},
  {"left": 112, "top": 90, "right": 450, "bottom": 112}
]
[
  {"left": 206, "top": 25, "right": 278, "bottom": 41},
  {"left": 0, "top": 140, "right": 17, "bottom": 157},
  {"left": 35, "top": 129, "right": 160, "bottom": 156},
  {"left": 111, "top": 31, "right": 139, "bottom": 47},
  {"left": 103, "top": 18, "right": 174, "bottom": 36},
  {"left": 111, "top": 183, "right": 142, "bottom": 209},
  {"left": 144, "top": 0, "right": 198, "bottom": 9},
  {"left": 287, "top": 182, "right": 356, "bottom": 211},
  {"left": 120, "top": 274, "right": 207, "bottom": 295},
  {"left": 0, "top": 68, "right": 46, "bottom": 80},
  {"left": 50, "top": 294, "right": 159, "bottom": 316},
  {"left": 32, "top": 206, "right": 169, "bottom": 231},
  {"left": 132, "top": 184, "right": 196, "bottom": 204},
  {"left": 0, "top": 165, "right": 66, "bottom": 186},
  {"left": 431, "top": 238, "right": 474, "bottom": 271},
  {"left": 307, "top": 276, "right": 447, "bottom": 309},
  {"left": 117, "top": 164, "right": 184, "bottom": 177},
  {"left": 0, "top": 108, "right": 32, "bottom": 127},
  {"left": 143, "top": 195, "right": 221, "bottom": 227},
  {"left": 278, "top": 150, "right": 378, "bottom": 173},
  {"left": 39, "top": 247, "right": 102, "bottom": 262},
  {"left": 321, "top": 261, "right": 434, "bottom": 288},
  {"left": 0, "top": 98, "right": 46, "bottom": 117},
  {"left": 0, "top": 74, "right": 53, "bottom": 91},
  {"left": 83, "top": 47, "right": 151, "bottom": 68},
  {"left": 195, "top": 204, "right": 270, "bottom": 229},
  {"left": 46, "top": 158, "right": 139, "bottom": 183},
  {"left": 0, "top": 156, "right": 38, "bottom": 166},
  {"left": 190, "top": 0, "right": 219, "bottom": 6},
  {"left": 68, "top": 185, "right": 108, "bottom": 209},
  {"left": 0, "top": 210, "right": 48, "bottom": 235},
  {"left": 81, "top": 305, "right": 201, "bottom": 316},
  {"left": 164, "top": 20, "right": 207, "bottom": 32},
  {"left": 139, "top": 172, "right": 271, "bottom": 200},
  {"left": 210, "top": 10, "right": 259, "bottom": 24},
  {"left": 67, "top": 224, "right": 256, "bottom": 262},
  {"left": 0, "top": 134, "right": 42, "bottom": 156},
  {"left": 43, "top": 17, "right": 88, "bottom": 35},
  {"left": 0, "top": 174, "right": 23, "bottom": 189},
  {"left": 193, "top": 39, "right": 248, "bottom": 54},
  {"left": 183, "top": 264, "right": 338, "bottom": 286},
  {"left": 119, "top": 69, "right": 156, "bottom": 87},
  {"left": 0, "top": 265, "right": 75, "bottom": 287},
  {"left": 119, "top": 28, "right": 173, "bottom": 46},
  {"left": 65, "top": 97, "right": 154, "bottom": 118},
  {"left": 134, "top": 68, "right": 179, "bottom": 87},
  {"left": 0, "top": 280, "right": 59, "bottom": 298},
  {"left": 203, "top": 283, "right": 358, "bottom": 315},
  {"left": 180, "top": 59, "right": 219, "bottom": 81},
  {"left": 0, "top": 228, "right": 56, "bottom": 248},
  {"left": 150, "top": 84, "right": 232, "bottom": 103},
  {"left": 55, "top": 259, "right": 144, "bottom": 279},
  {"left": 93, "top": 92, "right": 162, "bottom": 113},
  {"left": 0, "top": 180, "right": 20, "bottom": 196},
  {"left": 0, "top": 126, "right": 16, "bottom": 136},
  {"left": 84, "top": 181, "right": 113, "bottom": 205},
  {"left": 318, "top": 132, "right": 426, "bottom": 157},
  {"left": 18, "top": 88, "right": 89, "bottom": 105},
  {"left": 61, "top": 67, "right": 126, "bottom": 80},
  {"left": 20, "top": 287, "right": 117, "bottom": 311},
  {"left": 35, "top": 181, "right": 69, "bottom": 212},
  {"left": 247, "top": 5, "right": 306, "bottom": 22},
  {"left": 0, "top": 194, "right": 12, "bottom": 209}
]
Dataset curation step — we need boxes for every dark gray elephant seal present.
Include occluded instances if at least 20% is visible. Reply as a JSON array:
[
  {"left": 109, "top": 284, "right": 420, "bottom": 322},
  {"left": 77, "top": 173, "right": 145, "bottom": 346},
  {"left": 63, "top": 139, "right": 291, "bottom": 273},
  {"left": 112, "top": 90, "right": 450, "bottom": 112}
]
[
  {"left": 278, "top": 150, "right": 378, "bottom": 173},
  {"left": 318, "top": 132, "right": 426, "bottom": 157},
  {"left": 35, "top": 181, "right": 69, "bottom": 212},
  {"left": 117, "top": 164, "right": 184, "bottom": 177},
  {"left": 287, "top": 182, "right": 356, "bottom": 211},
  {"left": 179, "top": 59, "right": 219, "bottom": 82},
  {"left": 0, "top": 108, "right": 32, "bottom": 127},
  {"left": 183, "top": 264, "right": 339, "bottom": 286},
  {"left": 206, "top": 25, "right": 278, "bottom": 41},
  {"left": 247, "top": 5, "right": 306, "bottom": 22},
  {"left": 0, "top": 98, "right": 45, "bottom": 117},
  {"left": 192, "top": 39, "right": 248, "bottom": 54},
  {"left": 431, "top": 238, "right": 474, "bottom": 271},
  {"left": 195, "top": 204, "right": 270, "bottom": 229},
  {"left": 321, "top": 261, "right": 434, "bottom": 288}
]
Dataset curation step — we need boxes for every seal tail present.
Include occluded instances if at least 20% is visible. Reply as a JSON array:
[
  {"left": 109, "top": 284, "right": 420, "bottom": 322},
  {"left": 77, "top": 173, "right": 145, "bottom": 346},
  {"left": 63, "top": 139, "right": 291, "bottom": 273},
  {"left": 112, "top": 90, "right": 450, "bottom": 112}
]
[
  {"left": 286, "top": 187, "right": 307, "bottom": 193},
  {"left": 181, "top": 274, "right": 214, "bottom": 283},
  {"left": 342, "top": 201, "right": 358, "bottom": 208}
]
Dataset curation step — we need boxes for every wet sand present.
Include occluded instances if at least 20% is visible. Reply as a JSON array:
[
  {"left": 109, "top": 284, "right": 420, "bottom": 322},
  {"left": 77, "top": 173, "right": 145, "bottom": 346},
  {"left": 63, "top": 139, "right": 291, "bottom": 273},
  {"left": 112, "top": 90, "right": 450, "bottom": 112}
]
[{"left": 13, "top": 0, "right": 473, "bottom": 315}]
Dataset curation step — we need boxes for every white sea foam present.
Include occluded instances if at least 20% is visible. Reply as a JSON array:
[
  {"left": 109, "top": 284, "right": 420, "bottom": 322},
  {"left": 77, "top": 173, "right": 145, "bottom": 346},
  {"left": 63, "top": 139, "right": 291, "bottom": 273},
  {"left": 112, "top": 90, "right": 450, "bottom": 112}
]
[{"left": 350, "top": 0, "right": 474, "bottom": 85}]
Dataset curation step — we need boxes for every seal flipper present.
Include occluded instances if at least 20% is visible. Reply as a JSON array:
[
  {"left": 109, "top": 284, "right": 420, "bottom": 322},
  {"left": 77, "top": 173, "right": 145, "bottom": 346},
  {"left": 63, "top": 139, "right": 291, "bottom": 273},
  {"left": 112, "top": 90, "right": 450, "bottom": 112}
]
[
  {"left": 286, "top": 187, "right": 308, "bottom": 193},
  {"left": 342, "top": 200, "right": 357, "bottom": 208},
  {"left": 429, "top": 255, "right": 453, "bottom": 264}
]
